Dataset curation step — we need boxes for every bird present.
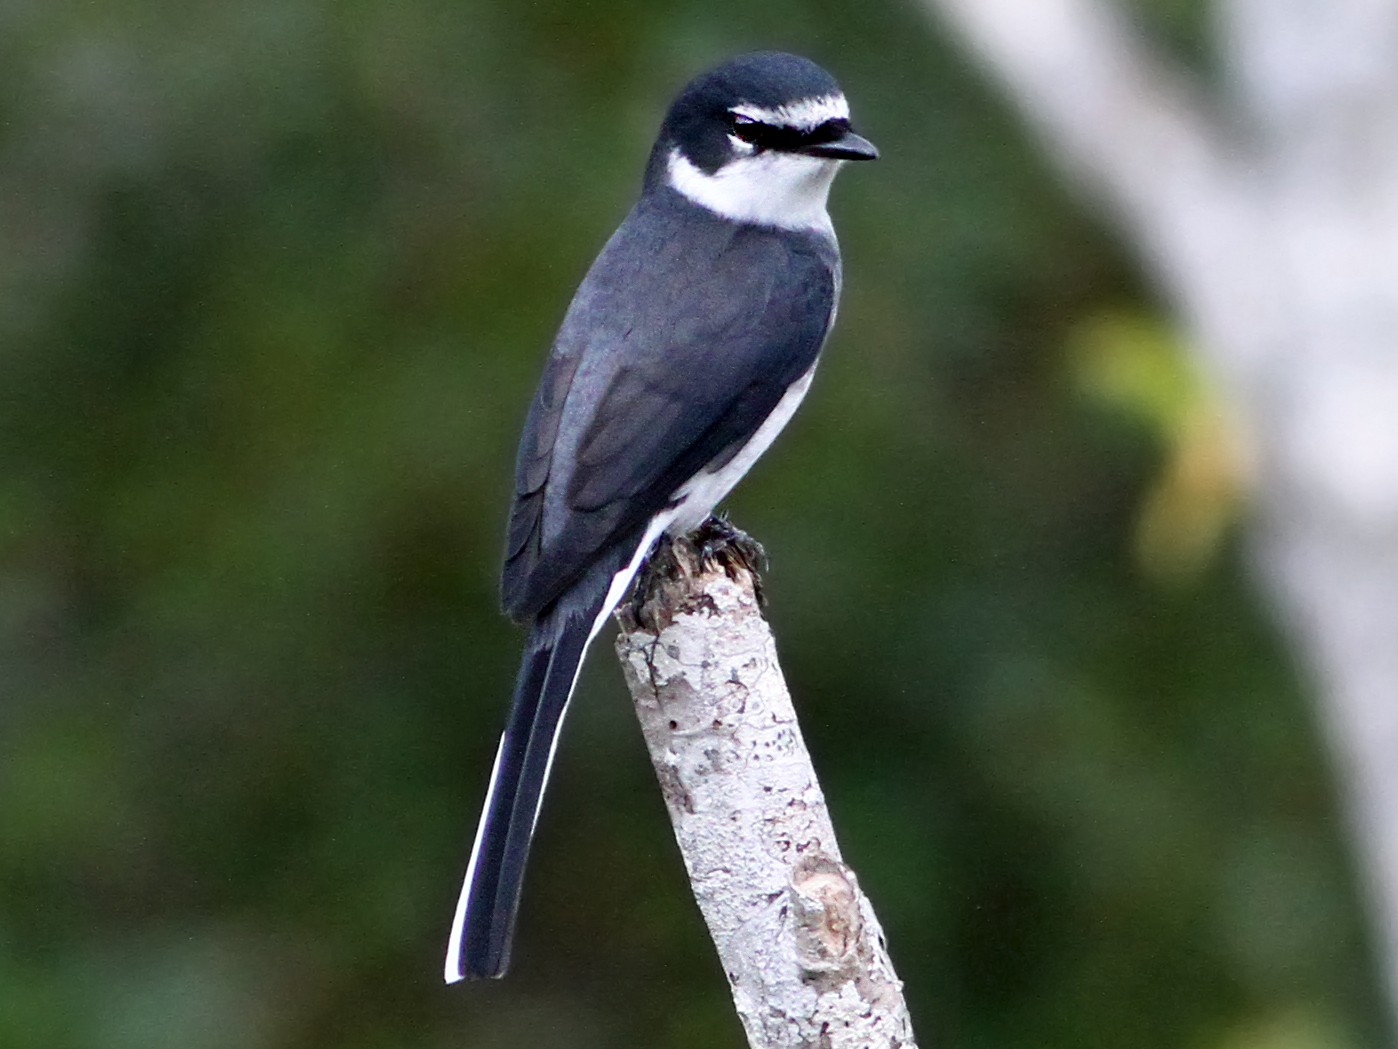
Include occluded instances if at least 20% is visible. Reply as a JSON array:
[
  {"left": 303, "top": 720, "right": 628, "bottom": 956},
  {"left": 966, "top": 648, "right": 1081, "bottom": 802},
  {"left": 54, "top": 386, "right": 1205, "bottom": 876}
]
[{"left": 444, "top": 50, "right": 878, "bottom": 983}]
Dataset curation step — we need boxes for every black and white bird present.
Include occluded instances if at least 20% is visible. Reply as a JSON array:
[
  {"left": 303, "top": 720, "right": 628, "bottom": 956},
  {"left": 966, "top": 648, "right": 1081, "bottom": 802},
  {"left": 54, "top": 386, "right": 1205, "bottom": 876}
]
[{"left": 445, "top": 51, "right": 877, "bottom": 982}]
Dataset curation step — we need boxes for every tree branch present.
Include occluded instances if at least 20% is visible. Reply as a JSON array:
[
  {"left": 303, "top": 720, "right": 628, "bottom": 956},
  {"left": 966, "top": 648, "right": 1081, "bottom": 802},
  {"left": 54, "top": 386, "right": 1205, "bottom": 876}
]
[
  {"left": 918, "top": 0, "right": 1280, "bottom": 391},
  {"left": 921, "top": 0, "right": 1234, "bottom": 231},
  {"left": 1219, "top": 0, "right": 1398, "bottom": 136},
  {"left": 915, "top": 0, "right": 1398, "bottom": 1024},
  {"left": 614, "top": 533, "right": 917, "bottom": 1049}
]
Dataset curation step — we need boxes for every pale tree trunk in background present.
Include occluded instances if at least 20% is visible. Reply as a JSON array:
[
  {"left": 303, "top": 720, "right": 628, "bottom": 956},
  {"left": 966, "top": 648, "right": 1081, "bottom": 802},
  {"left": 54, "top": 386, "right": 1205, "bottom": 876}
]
[
  {"left": 918, "top": 0, "right": 1398, "bottom": 1023},
  {"left": 614, "top": 539, "right": 918, "bottom": 1049}
]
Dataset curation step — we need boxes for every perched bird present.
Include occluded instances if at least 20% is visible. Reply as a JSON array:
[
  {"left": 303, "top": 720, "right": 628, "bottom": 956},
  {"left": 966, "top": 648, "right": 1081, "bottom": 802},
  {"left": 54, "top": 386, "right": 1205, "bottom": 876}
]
[{"left": 445, "top": 50, "right": 877, "bottom": 982}]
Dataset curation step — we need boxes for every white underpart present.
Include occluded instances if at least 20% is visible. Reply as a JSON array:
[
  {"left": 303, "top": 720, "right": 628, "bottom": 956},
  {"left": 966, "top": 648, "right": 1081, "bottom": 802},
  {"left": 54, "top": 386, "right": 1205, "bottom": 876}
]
[
  {"left": 668, "top": 148, "right": 841, "bottom": 232},
  {"left": 670, "top": 367, "right": 817, "bottom": 533},
  {"left": 730, "top": 92, "right": 849, "bottom": 130},
  {"left": 444, "top": 368, "right": 818, "bottom": 983}
]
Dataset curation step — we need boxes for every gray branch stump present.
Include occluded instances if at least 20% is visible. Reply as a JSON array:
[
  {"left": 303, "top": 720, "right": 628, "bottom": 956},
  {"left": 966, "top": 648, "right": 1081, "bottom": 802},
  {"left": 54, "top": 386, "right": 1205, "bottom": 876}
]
[{"left": 614, "top": 533, "right": 918, "bottom": 1049}]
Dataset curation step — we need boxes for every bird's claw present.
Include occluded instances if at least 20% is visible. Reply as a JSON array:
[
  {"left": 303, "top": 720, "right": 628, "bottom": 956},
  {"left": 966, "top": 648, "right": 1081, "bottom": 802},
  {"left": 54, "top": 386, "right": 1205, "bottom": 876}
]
[{"left": 691, "top": 515, "right": 768, "bottom": 606}]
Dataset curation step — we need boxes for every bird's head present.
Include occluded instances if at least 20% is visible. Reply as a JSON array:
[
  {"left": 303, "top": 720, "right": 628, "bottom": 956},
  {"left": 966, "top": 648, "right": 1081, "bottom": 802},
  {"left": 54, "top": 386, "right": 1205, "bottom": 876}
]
[{"left": 647, "top": 52, "right": 878, "bottom": 231}]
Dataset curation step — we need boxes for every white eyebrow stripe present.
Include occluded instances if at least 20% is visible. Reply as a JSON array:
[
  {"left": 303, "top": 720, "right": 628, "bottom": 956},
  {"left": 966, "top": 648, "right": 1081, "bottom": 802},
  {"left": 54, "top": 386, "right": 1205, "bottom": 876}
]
[{"left": 729, "top": 93, "right": 849, "bottom": 131}]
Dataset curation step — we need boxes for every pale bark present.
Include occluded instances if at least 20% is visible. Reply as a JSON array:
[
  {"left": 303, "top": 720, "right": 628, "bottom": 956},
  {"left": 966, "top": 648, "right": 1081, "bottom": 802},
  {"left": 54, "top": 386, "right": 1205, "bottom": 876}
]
[
  {"left": 614, "top": 539, "right": 917, "bottom": 1049},
  {"left": 921, "top": 0, "right": 1398, "bottom": 1021}
]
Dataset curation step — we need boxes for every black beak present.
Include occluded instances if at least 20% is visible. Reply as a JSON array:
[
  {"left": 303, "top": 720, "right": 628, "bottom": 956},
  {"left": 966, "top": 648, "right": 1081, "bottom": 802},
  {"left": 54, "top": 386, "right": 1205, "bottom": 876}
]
[{"left": 800, "top": 129, "right": 879, "bottom": 161}]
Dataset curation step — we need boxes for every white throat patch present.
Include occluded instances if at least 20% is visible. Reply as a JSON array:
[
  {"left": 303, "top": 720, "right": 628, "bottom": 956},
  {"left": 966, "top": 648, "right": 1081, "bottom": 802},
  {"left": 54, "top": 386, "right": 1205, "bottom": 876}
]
[{"left": 667, "top": 147, "right": 840, "bottom": 232}]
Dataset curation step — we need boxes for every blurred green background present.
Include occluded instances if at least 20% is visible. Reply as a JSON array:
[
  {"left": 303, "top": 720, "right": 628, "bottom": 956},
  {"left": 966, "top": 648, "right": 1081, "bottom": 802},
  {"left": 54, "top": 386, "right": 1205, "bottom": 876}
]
[{"left": 1, "top": 1, "right": 1386, "bottom": 1047}]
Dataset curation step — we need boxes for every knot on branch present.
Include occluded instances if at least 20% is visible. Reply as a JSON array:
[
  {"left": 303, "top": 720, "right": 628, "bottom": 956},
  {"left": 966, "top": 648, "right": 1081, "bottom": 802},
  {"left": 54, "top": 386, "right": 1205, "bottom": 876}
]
[
  {"left": 793, "top": 855, "right": 908, "bottom": 1014},
  {"left": 792, "top": 854, "right": 862, "bottom": 973}
]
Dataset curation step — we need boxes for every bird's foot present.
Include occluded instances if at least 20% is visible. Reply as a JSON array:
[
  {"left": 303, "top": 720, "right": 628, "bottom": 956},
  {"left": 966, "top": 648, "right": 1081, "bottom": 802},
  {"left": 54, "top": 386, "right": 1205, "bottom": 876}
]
[
  {"left": 619, "top": 519, "right": 768, "bottom": 632},
  {"left": 690, "top": 515, "right": 768, "bottom": 606}
]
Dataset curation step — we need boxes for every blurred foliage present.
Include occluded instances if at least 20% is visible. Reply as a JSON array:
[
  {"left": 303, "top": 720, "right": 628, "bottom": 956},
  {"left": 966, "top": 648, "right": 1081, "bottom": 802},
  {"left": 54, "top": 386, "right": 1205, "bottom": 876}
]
[
  {"left": 0, "top": 1, "right": 1385, "bottom": 1048},
  {"left": 1070, "top": 312, "right": 1248, "bottom": 583}
]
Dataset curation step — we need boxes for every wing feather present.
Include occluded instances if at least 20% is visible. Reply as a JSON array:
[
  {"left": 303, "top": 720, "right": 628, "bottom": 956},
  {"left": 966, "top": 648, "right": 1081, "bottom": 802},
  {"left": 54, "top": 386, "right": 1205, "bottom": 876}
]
[{"left": 501, "top": 203, "right": 836, "bottom": 620}]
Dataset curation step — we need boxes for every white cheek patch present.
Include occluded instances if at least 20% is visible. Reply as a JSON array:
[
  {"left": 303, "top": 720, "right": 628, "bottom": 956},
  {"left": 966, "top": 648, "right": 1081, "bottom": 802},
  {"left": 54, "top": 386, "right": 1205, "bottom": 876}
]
[
  {"left": 667, "top": 147, "right": 839, "bottom": 232},
  {"left": 729, "top": 93, "right": 849, "bottom": 131}
]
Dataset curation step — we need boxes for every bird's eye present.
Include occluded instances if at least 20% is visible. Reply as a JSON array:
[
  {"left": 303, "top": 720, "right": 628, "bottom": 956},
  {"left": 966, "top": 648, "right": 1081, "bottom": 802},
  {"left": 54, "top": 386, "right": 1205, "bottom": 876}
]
[{"left": 730, "top": 114, "right": 764, "bottom": 145}]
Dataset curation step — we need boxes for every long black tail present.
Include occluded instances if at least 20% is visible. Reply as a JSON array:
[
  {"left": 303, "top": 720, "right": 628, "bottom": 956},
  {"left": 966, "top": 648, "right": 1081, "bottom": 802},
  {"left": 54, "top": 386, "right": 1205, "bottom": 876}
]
[{"left": 444, "top": 572, "right": 619, "bottom": 981}]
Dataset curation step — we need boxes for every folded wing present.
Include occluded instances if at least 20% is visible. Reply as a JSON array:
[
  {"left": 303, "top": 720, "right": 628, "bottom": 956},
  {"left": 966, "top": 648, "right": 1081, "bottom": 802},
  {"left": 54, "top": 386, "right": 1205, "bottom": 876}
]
[{"left": 502, "top": 216, "right": 836, "bottom": 620}]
